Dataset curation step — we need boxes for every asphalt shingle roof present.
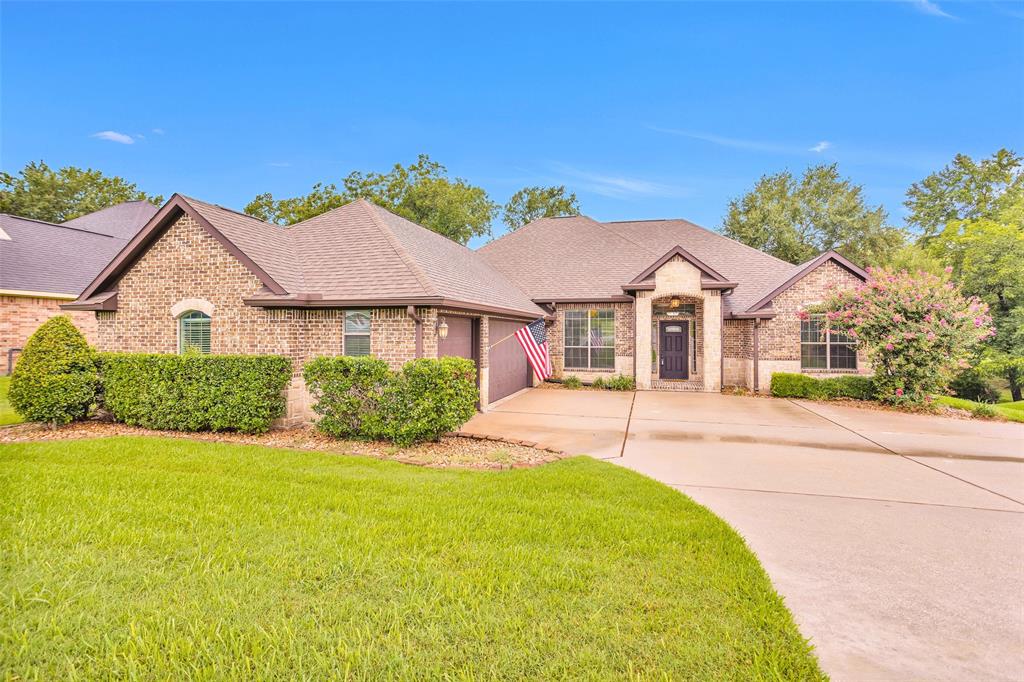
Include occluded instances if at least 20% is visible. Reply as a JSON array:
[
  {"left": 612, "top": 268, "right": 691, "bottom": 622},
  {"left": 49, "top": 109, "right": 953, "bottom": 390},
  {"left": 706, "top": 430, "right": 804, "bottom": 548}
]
[
  {"left": 478, "top": 216, "right": 797, "bottom": 315},
  {"left": 0, "top": 203, "right": 156, "bottom": 296},
  {"left": 181, "top": 197, "right": 546, "bottom": 317}
]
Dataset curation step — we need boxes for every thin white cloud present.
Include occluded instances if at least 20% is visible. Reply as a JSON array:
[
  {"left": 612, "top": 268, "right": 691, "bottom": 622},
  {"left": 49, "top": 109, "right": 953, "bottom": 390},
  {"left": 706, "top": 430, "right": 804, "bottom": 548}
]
[
  {"left": 648, "top": 126, "right": 793, "bottom": 154},
  {"left": 911, "top": 0, "right": 957, "bottom": 19},
  {"left": 152, "top": 128, "right": 165, "bottom": 135},
  {"left": 649, "top": 125, "right": 834, "bottom": 157},
  {"left": 91, "top": 130, "right": 135, "bottom": 145},
  {"left": 549, "top": 162, "right": 689, "bottom": 199},
  {"left": 266, "top": 161, "right": 292, "bottom": 168}
]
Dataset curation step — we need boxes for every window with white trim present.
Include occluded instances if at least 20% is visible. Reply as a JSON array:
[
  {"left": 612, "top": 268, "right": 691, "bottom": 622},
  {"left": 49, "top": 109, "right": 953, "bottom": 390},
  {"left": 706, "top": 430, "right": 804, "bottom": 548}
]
[
  {"left": 800, "top": 314, "right": 856, "bottom": 370},
  {"left": 179, "top": 311, "right": 211, "bottom": 354},
  {"left": 564, "top": 309, "right": 614, "bottom": 370},
  {"left": 344, "top": 310, "right": 371, "bottom": 356}
]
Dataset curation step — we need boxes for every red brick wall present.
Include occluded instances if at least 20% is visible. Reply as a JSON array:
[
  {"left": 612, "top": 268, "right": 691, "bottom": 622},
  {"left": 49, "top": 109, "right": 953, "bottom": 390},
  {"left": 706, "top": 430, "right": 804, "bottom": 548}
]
[
  {"left": 1, "top": 295, "right": 97, "bottom": 374},
  {"left": 757, "top": 260, "right": 869, "bottom": 372}
]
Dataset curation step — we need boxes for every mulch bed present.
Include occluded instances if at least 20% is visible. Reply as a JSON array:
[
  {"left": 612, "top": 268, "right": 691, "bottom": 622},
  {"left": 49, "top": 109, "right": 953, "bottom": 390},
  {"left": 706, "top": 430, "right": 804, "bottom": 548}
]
[{"left": 0, "top": 421, "right": 566, "bottom": 470}]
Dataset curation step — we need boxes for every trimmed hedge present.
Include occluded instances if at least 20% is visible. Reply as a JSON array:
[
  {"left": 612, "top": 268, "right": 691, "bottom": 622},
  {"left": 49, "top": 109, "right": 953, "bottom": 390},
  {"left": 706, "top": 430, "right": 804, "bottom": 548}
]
[
  {"left": 9, "top": 316, "right": 98, "bottom": 426},
  {"left": 303, "top": 356, "right": 391, "bottom": 439},
  {"left": 98, "top": 353, "right": 292, "bottom": 434},
  {"left": 770, "top": 372, "right": 875, "bottom": 401},
  {"left": 304, "top": 356, "right": 479, "bottom": 446}
]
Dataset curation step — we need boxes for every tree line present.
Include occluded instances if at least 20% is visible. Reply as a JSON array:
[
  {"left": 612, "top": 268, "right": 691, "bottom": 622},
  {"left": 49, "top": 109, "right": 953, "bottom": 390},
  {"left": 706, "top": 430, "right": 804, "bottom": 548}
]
[{"left": 2, "top": 149, "right": 1020, "bottom": 399}]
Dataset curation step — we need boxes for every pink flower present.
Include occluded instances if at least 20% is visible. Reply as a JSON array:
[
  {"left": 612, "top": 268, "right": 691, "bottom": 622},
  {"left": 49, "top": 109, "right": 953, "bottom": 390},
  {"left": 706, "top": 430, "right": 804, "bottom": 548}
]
[
  {"left": 974, "top": 317, "right": 985, "bottom": 328},
  {"left": 944, "top": 266, "right": 953, "bottom": 274},
  {"left": 926, "top": 332, "right": 936, "bottom": 341},
  {"left": 892, "top": 314, "right": 903, "bottom": 323},
  {"left": 895, "top": 388, "right": 904, "bottom": 397},
  {"left": 885, "top": 343, "right": 895, "bottom": 351}
]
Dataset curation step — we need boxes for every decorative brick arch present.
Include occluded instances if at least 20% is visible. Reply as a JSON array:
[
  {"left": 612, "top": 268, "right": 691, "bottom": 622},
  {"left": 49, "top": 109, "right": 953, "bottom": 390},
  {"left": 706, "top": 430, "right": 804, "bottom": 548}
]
[{"left": 170, "top": 298, "right": 215, "bottom": 319}]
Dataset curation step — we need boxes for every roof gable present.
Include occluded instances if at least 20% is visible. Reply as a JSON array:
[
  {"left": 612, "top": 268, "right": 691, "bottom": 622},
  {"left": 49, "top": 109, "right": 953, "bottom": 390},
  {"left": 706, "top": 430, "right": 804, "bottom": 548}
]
[
  {"left": 745, "top": 250, "right": 868, "bottom": 313},
  {"left": 627, "top": 244, "right": 731, "bottom": 286},
  {"left": 77, "top": 195, "right": 291, "bottom": 302}
]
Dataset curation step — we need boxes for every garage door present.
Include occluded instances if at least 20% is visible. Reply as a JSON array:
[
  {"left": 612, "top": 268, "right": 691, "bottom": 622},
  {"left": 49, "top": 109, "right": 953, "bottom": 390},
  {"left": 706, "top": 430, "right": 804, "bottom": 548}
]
[{"left": 487, "top": 319, "right": 530, "bottom": 404}]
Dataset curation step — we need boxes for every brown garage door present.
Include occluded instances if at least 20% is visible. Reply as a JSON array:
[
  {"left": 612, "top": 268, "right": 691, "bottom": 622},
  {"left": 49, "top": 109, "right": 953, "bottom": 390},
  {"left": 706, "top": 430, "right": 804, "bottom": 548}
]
[{"left": 488, "top": 319, "right": 530, "bottom": 404}]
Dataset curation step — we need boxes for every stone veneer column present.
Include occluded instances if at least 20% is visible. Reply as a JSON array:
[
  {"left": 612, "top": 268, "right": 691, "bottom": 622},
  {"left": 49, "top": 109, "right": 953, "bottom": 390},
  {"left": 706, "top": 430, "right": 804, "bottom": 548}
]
[
  {"left": 702, "top": 291, "right": 722, "bottom": 391},
  {"left": 478, "top": 316, "right": 490, "bottom": 411},
  {"left": 634, "top": 291, "right": 653, "bottom": 389}
]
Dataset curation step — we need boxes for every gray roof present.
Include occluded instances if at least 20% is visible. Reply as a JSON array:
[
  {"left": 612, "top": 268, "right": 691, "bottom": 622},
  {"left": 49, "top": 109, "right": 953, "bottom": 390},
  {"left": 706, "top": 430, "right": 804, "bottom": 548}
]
[
  {"left": 0, "top": 204, "right": 154, "bottom": 296},
  {"left": 61, "top": 201, "right": 159, "bottom": 239},
  {"left": 179, "top": 197, "right": 546, "bottom": 317},
  {"left": 478, "top": 216, "right": 796, "bottom": 315}
]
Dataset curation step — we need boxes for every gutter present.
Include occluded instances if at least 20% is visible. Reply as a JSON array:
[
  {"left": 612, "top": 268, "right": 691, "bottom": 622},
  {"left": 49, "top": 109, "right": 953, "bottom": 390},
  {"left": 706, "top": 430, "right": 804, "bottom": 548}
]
[{"left": 406, "top": 305, "right": 423, "bottom": 358}]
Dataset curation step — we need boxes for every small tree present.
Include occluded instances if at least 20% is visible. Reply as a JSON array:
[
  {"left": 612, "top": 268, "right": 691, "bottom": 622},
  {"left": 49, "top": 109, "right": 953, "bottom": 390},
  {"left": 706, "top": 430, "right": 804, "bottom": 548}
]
[
  {"left": 502, "top": 185, "right": 580, "bottom": 230},
  {"left": 9, "top": 316, "right": 98, "bottom": 426},
  {"left": 812, "top": 269, "right": 994, "bottom": 406}
]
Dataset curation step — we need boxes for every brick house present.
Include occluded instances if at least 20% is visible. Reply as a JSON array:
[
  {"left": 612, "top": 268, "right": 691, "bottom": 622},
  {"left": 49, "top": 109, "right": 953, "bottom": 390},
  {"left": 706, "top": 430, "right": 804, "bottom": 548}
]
[
  {"left": 65, "top": 194, "right": 870, "bottom": 422},
  {"left": 0, "top": 202, "right": 157, "bottom": 373},
  {"left": 479, "top": 217, "right": 870, "bottom": 392}
]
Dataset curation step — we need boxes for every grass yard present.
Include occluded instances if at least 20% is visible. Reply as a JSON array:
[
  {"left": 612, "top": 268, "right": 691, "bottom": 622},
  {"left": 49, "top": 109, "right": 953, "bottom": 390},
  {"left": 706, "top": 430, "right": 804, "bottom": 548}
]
[
  {"left": 1, "top": 437, "right": 823, "bottom": 680},
  {"left": 936, "top": 396, "right": 1024, "bottom": 423},
  {"left": 0, "top": 377, "right": 22, "bottom": 426}
]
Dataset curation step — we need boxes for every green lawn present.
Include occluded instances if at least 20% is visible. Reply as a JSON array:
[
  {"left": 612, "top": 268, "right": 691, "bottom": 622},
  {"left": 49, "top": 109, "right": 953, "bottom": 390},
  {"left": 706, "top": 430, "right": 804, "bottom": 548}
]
[
  {"left": 1, "top": 437, "right": 823, "bottom": 680},
  {"left": 0, "top": 376, "right": 22, "bottom": 426},
  {"left": 936, "top": 396, "right": 1024, "bottom": 422}
]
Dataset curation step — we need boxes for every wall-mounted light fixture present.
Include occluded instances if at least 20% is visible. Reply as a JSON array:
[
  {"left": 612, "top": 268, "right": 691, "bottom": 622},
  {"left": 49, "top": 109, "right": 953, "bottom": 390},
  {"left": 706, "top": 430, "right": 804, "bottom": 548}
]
[
  {"left": 436, "top": 317, "right": 449, "bottom": 340},
  {"left": 669, "top": 296, "right": 681, "bottom": 309}
]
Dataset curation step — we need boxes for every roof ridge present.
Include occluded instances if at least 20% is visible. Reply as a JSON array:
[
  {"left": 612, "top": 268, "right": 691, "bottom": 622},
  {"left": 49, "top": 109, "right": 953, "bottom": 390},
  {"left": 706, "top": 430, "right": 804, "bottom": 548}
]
[
  {"left": 179, "top": 195, "right": 276, "bottom": 226},
  {"left": 1, "top": 213, "right": 121, "bottom": 239},
  {"left": 595, "top": 219, "right": 662, "bottom": 258},
  {"left": 359, "top": 200, "right": 438, "bottom": 297},
  {"left": 608, "top": 216, "right": 794, "bottom": 268}
]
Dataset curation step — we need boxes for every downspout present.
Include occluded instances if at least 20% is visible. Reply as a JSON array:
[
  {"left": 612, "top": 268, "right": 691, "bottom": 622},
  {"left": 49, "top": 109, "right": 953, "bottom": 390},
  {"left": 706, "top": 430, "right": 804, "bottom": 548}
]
[
  {"left": 720, "top": 297, "right": 725, "bottom": 391},
  {"left": 753, "top": 318, "right": 760, "bottom": 392},
  {"left": 406, "top": 305, "right": 423, "bottom": 359}
]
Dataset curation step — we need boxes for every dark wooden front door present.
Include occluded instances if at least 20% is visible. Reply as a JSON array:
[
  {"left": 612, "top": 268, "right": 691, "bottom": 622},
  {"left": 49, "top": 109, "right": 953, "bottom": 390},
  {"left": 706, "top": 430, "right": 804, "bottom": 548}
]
[{"left": 659, "top": 321, "right": 689, "bottom": 379}]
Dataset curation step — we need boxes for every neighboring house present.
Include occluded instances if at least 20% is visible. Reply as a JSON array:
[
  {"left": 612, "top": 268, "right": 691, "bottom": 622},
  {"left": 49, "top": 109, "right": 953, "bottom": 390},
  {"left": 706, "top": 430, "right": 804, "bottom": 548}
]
[
  {"left": 0, "top": 201, "right": 158, "bottom": 373},
  {"left": 65, "top": 194, "right": 870, "bottom": 423}
]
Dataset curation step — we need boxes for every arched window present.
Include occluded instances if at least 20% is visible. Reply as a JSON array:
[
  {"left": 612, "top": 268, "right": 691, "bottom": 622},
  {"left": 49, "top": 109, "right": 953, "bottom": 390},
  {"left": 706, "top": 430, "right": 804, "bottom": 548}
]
[{"left": 179, "top": 311, "right": 211, "bottom": 354}]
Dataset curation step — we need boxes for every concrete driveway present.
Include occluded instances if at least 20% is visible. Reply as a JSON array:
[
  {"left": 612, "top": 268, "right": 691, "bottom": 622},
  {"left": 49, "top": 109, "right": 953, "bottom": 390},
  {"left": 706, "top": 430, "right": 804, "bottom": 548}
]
[{"left": 463, "top": 388, "right": 1024, "bottom": 681}]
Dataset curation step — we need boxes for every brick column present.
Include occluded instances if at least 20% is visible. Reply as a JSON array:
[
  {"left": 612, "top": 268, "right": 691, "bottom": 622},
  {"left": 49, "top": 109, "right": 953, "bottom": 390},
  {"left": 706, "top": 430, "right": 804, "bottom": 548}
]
[
  {"left": 635, "top": 291, "right": 653, "bottom": 389},
  {"left": 702, "top": 291, "right": 722, "bottom": 391}
]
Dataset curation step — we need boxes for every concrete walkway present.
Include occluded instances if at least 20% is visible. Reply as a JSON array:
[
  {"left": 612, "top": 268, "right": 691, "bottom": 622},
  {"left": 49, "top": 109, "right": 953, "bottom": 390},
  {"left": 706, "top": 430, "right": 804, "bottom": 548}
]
[{"left": 463, "top": 389, "right": 1024, "bottom": 681}]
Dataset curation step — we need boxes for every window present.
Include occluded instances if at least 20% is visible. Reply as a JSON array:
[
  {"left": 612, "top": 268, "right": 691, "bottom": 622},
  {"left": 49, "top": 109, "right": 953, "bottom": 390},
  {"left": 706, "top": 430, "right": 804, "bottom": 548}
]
[
  {"left": 344, "top": 309, "right": 371, "bottom": 356},
  {"left": 564, "top": 309, "right": 614, "bottom": 370},
  {"left": 179, "top": 311, "right": 211, "bottom": 354},
  {"left": 801, "top": 315, "right": 856, "bottom": 370}
]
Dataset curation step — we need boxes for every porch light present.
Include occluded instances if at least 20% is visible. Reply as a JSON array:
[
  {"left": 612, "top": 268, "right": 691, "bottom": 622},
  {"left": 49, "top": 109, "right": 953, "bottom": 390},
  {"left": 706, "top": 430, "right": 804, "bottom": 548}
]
[
  {"left": 436, "top": 317, "right": 449, "bottom": 340},
  {"left": 670, "top": 297, "right": 681, "bottom": 309}
]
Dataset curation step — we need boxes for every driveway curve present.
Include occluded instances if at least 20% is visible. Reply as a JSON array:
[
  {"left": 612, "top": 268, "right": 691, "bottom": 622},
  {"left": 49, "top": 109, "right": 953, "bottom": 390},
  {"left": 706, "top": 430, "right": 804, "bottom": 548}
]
[{"left": 463, "top": 389, "right": 1024, "bottom": 681}]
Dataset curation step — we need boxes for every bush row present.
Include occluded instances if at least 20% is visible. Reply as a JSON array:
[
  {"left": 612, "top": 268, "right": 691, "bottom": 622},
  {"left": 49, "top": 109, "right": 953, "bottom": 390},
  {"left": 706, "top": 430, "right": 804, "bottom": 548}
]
[
  {"left": 303, "top": 356, "right": 478, "bottom": 446},
  {"left": 561, "top": 374, "right": 635, "bottom": 391},
  {"left": 98, "top": 353, "right": 292, "bottom": 433},
  {"left": 770, "top": 372, "right": 875, "bottom": 401}
]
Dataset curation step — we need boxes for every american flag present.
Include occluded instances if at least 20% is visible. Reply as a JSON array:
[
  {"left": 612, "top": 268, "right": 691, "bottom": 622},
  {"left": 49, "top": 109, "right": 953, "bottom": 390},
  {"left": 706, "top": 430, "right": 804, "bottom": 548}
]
[{"left": 515, "top": 318, "right": 552, "bottom": 381}]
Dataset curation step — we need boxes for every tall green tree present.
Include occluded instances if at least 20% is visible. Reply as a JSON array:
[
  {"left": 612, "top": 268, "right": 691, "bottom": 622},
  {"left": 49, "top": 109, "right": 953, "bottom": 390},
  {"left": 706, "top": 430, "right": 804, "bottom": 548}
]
[
  {"left": 502, "top": 185, "right": 580, "bottom": 230},
  {"left": 245, "top": 155, "right": 498, "bottom": 245},
  {"left": 929, "top": 197, "right": 1024, "bottom": 400},
  {"left": 0, "top": 161, "right": 163, "bottom": 223},
  {"left": 905, "top": 148, "right": 1023, "bottom": 238},
  {"left": 721, "top": 163, "right": 907, "bottom": 266}
]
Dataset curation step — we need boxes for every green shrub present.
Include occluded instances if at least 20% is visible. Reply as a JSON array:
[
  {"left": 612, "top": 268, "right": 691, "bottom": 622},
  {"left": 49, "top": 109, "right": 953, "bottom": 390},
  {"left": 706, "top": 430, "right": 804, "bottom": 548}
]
[
  {"left": 971, "top": 402, "right": 998, "bottom": 418},
  {"left": 771, "top": 372, "right": 874, "bottom": 401},
  {"left": 383, "top": 357, "right": 479, "bottom": 446},
  {"left": 605, "top": 374, "right": 635, "bottom": 391},
  {"left": 591, "top": 377, "right": 605, "bottom": 389},
  {"left": 563, "top": 375, "right": 582, "bottom": 389},
  {"left": 770, "top": 373, "right": 822, "bottom": 398},
  {"left": 304, "top": 356, "right": 391, "bottom": 439},
  {"left": 98, "top": 353, "right": 291, "bottom": 434},
  {"left": 949, "top": 368, "right": 1001, "bottom": 403},
  {"left": 9, "top": 316, "right": 97, "bottom": 426},
  {"left": 305, "top": 356, "right": 479, "bottom": 446}
]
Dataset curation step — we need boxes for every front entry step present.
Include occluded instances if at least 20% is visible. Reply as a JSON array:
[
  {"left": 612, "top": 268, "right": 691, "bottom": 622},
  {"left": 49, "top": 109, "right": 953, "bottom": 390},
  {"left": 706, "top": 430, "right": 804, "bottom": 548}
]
[{"left": 650, "top": 379, "right": 706, "bottom": 391}]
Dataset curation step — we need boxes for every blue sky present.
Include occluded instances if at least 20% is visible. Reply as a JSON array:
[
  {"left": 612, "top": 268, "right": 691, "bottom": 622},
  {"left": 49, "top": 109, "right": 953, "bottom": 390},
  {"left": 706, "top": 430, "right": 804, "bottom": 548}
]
[{"left": 2, "top": 1, "right": 1022, "bottom": 247}]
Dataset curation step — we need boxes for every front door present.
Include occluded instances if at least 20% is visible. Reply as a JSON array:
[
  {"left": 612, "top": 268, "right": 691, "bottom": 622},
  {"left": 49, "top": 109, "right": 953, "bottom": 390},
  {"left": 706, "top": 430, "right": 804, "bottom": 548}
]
[{"left": 659, "top": 321, "right": 689, "bottom": 379}]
